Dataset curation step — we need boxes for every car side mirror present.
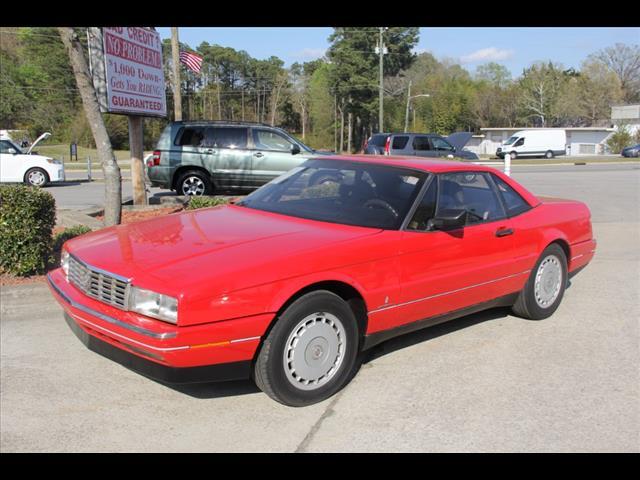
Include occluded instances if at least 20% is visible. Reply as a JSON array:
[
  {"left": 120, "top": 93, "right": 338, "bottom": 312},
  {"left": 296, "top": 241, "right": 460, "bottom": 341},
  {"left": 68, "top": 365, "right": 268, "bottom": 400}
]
[
  {"left": 291, "top": 144, "right": 301, "bottom": 155},
  {"left": 8, "top": 148, "right": 17, "bottom": 154},
  {"left": 430, "top": 209, "right": 466, "bottom": 229}
]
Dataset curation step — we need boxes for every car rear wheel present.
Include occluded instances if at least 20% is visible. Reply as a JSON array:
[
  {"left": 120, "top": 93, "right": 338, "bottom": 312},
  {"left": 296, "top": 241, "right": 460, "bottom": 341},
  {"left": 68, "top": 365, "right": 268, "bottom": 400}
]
[
  {"left": 24, "top": 168, "right": 49, "bottom": 187},
  {"left": 177, "top": 170, "right": 213, "bottom": 196},
  {"left": 253, "top": 290, "right": 360, "bottom": 407},
  {"left": 512, "top": 243, "right": 568, "bottom": 320},
  {"left": 545, "top": 150, "right": 554, "bottom": 159}
]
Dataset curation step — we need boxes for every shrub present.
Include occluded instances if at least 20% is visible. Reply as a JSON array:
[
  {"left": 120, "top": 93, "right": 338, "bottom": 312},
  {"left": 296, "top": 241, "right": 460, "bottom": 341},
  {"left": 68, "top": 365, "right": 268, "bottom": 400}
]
[
  {"left": 186, "top": 196, "right": 230, "bottom": 210},
  {"left": 0, "top": 185, "right": 56, "bottom": 276},
  {"left": 606, "top": 125, "right": 633, "bottom": 154},
  {"left": 51, "top": 225, "right": 92, "bottom": 267}
]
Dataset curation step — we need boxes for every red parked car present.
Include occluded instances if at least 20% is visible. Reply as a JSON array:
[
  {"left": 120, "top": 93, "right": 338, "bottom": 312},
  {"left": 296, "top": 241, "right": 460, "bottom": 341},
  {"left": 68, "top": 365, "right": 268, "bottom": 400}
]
[{"left": 48, "top": 156, "right": 596, "bottom": 406}]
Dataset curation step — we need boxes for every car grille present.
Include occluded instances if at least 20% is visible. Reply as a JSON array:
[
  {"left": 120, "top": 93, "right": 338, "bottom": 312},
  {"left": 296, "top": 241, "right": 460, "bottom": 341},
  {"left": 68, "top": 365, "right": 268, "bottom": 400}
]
[{"left": 68, "top": 255, "right": 130, "bottom": 310}]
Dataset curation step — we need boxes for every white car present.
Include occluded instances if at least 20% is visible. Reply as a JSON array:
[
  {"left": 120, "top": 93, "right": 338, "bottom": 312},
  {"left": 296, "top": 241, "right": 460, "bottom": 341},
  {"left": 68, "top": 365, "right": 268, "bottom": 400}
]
[{"left": 0, "top": 132, "right": 65, "bottom": 187}]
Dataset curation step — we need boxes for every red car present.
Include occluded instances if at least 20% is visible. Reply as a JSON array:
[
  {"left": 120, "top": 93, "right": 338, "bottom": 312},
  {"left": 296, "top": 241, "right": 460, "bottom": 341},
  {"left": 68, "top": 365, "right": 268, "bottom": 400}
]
[{"left": 48, "top": 156, "right": 596, "bottom": 406}]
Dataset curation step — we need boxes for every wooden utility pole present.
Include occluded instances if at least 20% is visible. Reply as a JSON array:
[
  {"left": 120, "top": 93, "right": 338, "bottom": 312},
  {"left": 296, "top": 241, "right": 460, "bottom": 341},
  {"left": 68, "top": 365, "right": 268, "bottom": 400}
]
[
  {"left": 347, "top": 97, "right": 353, "bottom": 153},
  {"left": 58, "top": 27, "right": 121, "bottom": 226},
  {"left": 171, "top": 27, "right": 182, "bottom": 121},
  {"left": 378, "top": 27, "right": 384, "bottom": 133},
  {"left": 128, "top": 116, "right": 146, "bottom": 205}
]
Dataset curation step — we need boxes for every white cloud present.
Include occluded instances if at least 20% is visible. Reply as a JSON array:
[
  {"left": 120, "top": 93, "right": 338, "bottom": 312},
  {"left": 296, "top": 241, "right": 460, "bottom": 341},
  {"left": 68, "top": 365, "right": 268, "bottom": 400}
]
[
  {"left": 292, "top": 48, "right": 326, "bottom": 59},
  {"left": 460, "top": 47, "right": 514, "bottom": 64}
]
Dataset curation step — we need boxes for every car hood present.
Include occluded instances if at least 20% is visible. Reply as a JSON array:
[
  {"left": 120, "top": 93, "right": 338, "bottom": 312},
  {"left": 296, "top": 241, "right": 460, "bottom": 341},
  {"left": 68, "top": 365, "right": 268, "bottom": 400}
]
[
  {"left": 65, "top": 205, "right": 382, "bottom": 293},
  {"left": 27, "top": 132, "right": 51, "bottom": 154},
  {"left": 445, "top": 132, "right": 474, "bottom": 151}
]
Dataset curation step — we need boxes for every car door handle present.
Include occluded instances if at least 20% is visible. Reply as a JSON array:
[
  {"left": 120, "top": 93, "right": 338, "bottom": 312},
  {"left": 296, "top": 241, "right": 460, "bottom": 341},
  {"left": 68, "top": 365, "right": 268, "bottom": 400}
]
[
  {"left": 495, "top": 227, "right": 514, "bottom": 237},
  {"left": 205, "top": 148, "right": 215, "bottom": 154},
  {"left": 253, "top": 152, "right": 264, "bottom": 158}
]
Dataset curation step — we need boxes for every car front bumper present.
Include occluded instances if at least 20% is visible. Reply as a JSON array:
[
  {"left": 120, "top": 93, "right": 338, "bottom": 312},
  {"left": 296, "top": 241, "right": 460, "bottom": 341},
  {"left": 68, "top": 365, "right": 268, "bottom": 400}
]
[{"left": 47, "top": 268, "right": 273, "bottom": 384}]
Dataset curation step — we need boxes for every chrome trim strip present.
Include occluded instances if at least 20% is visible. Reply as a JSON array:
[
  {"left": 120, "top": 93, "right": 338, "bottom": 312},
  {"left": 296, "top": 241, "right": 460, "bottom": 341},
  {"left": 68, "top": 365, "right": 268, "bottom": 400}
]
[
  {"left": 230, "top": 336, "right": 261, "bottom": 344},
  {"left": 368, "top": 270, "right": 531, "bottom": 314},
  {"left": 571, "top": 254, "right": 584, "bottom": 261},
  {"left": 70, "top": 253, "right": 131, "bottom": 284},
  {"left": 48, "top": 274, "right": 177, "bottom": 340}
]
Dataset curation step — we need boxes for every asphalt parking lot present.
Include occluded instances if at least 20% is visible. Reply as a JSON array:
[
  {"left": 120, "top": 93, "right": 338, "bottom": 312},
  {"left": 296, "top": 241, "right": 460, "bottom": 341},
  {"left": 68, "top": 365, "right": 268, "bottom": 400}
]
[{"left": 1, "top": 163, "right": 639, "bottom": 452}]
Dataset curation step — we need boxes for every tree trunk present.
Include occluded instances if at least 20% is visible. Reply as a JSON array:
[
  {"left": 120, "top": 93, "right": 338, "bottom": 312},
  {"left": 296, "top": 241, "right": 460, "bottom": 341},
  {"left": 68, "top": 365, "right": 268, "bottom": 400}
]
[
  {"left": 347, "top": 109, "right": 352, "bottom": 153},
  {"left": 339, "top": 100, "right": 345, "bottom": 153},
  {"left": 58, "top": 27, "right": 121, "bottom": 226}
]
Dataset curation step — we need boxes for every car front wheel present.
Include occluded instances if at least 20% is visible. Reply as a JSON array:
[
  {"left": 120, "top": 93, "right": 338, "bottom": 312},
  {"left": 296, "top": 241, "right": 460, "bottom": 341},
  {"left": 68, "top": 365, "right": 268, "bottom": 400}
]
[
  {"left": 253, "top": 290, "right": 360, "bottom": 407},
  {"left": 512, "top": 243, "right": 568, "bottom": 320},
  {"left": 24, "top": 168, "right": 49, "bottom": 187}
]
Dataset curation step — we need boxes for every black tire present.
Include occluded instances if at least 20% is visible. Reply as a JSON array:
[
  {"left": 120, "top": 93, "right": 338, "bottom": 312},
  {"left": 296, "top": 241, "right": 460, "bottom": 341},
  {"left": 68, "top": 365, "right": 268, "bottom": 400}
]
[
  {"left": 512, "top": 243, "right": 568, "bottom": 320},
  {"left": 176, "top": 170, "right": 213, "bottom": 196},
  {"left": 253, "top": 290, "right": 360, "bottom": 407},
  {"left": 24, "top": 168, "right": 49, "bottom": 187},
  {"left": 509, "top": 151, "right": 517, "bottom": 160},
  {"left": 545, "top": 150, "right": 554, "bottom": 159}
]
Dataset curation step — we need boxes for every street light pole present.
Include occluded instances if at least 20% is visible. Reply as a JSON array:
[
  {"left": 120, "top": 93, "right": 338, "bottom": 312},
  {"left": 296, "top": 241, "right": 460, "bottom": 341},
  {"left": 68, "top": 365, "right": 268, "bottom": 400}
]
[
  {"left": 404, "top": 89, "right": 430, "bottom": 133},
  {"left": 404, "top": 80, "right": 412, "bottom": 133}
]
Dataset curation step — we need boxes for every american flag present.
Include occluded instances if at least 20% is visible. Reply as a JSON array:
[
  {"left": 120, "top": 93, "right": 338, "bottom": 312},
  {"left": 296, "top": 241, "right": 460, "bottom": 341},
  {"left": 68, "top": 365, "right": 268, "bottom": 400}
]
[{"left": 179, "top": 51, "right": 203, "bottom": 74}]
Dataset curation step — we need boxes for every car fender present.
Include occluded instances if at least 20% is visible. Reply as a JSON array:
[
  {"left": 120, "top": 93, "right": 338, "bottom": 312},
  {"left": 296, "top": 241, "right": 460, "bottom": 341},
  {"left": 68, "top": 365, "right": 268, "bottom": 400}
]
[{"left": 266, "top": 271, "right": 371, "bottom": 315}]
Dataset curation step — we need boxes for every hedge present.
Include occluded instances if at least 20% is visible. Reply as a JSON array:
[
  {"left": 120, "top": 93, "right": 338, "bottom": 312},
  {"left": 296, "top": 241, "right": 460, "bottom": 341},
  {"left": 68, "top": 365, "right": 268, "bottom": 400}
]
[
  {"left": 186, "top": 196, "right": 230, "bottom": 210},
  {"left": 0, "top": 185, "right": 56, "bottom": 276},
  {"left": 50, "top": 225, "right": 92, "bottom": 268}
]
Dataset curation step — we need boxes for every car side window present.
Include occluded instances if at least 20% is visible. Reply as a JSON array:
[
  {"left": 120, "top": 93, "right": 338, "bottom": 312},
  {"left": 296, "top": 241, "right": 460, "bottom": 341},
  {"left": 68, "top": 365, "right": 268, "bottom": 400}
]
[
  {"left": 407, "top": 179, "right": 437, "bottom": 231},
  {"left": 175, "top": 127, "right": 205, "bottom": 147},
  {"left": 253, "top": 129, "right": 294, "bottom": 151},
  {"left": 437, "top": 172, "right": 506, "bottom": 225},
  {"left": 491, "top": 174, "right": 531, "bottom": 217},
  {"left": 0, "top": 140, "right": 17, "bottom": 154},
  {"left": 412, "top": 136, "right": 431, "bottom": 151},
  {"left": 211, "top": 127, "right": 248, "bottom": 149},
  {"left": 391, "top": 136, "right": 409, "bottom": 150},
  {"left": 514, "top": 137, "right": 525, "bottom": 147},
  {"left": 431, "top": 138, "right": 454, "bottom": 151}
]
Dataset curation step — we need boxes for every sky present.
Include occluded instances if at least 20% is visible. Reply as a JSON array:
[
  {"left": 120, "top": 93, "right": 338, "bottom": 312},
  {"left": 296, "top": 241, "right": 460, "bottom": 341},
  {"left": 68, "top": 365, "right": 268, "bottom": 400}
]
[{"left": 156, "top": 27, "right": 639, "bottom": 77}]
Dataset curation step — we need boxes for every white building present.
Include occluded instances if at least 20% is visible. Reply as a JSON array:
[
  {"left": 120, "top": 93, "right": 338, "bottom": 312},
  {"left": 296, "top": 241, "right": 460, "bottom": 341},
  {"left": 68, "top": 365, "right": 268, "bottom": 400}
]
[{"left": 467, "top": 127, "right": 615, "bottom": 157}]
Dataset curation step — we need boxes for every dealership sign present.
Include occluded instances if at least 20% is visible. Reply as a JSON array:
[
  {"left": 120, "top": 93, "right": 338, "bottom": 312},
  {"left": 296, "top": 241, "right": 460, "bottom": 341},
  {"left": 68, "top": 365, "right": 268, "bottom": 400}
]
[{"left": 90, "top": 27, "right": 167, "bottom": 117}]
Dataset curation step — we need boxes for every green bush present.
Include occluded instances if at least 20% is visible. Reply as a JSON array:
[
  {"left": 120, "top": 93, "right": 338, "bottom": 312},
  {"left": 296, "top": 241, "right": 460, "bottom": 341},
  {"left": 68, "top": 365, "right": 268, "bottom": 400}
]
[
  {"left": 186, "top": 196, "right": 230, "bottom": 210},
  {"left": 0, "top": 185, "right": 56, "bottom": 276},
  {"left": 51, "top": 225, "right": 92, "bottom": 267},
  {"left": 606, "top": 125, "right": 633, "bottom": 154}
]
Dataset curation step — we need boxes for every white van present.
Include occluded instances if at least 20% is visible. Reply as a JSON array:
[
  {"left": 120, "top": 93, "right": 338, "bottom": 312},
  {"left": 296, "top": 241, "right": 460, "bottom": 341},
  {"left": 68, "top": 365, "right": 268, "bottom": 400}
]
[
  {"left": 496, "top": 129, "right": 566, "bottom": 159},
  {"left": 0, "top": 132, "right": 65, "bottom": 187}
]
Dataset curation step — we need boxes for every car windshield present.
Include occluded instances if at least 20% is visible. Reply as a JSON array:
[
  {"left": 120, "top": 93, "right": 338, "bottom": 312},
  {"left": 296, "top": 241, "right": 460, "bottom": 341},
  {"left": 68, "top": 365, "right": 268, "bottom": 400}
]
[
  {"left": 237, "top": 159, "right": 427, "bottom": 230},
  {"left": 504, "top": 136, "right": 519, "bottom": 146}
]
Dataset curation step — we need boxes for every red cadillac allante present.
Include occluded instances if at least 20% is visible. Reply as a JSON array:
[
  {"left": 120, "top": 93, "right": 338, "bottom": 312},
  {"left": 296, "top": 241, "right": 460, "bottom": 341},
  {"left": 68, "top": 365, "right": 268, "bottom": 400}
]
[{"left": 48, "top": 156, "right": 596, "bottom": 406}]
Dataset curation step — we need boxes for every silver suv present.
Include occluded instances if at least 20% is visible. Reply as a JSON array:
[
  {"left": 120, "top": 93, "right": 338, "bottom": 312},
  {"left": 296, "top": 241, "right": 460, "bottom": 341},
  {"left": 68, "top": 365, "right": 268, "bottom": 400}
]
[{"left": 147, "top": 121, "right": 332, "bottom": 196}]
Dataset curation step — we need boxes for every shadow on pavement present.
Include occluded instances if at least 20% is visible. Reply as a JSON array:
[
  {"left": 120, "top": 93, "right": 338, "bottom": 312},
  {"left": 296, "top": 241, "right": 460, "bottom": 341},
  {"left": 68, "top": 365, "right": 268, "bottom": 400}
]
[{"left": 165, "top": 379, "right": 261, "bottom": 399}]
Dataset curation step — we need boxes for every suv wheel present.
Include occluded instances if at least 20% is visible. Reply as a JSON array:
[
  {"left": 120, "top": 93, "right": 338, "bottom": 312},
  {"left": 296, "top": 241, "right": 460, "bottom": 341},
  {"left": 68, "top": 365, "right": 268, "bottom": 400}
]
[{"left": 177, "top": 170, "right": 213, "bottom": 196}]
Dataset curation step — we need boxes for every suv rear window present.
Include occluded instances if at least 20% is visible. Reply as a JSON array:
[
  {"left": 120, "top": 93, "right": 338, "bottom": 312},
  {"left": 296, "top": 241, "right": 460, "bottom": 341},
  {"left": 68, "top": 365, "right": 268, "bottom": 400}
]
[
  {"left": 175, "top": 126, "right": 248, "bottom": 149},
  {"left": 392, "top": 136, "right": 409, "bottom": 150}
]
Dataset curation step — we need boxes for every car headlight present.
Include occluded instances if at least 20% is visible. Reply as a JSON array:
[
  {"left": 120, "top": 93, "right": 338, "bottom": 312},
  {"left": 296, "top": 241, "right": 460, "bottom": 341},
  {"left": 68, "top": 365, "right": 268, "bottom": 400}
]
[
  {"left": 61, "top": 249, "right": 69, "bottom": 278},
  {"left": 129, "top": 286, "right": 178, "bottom": 324}
]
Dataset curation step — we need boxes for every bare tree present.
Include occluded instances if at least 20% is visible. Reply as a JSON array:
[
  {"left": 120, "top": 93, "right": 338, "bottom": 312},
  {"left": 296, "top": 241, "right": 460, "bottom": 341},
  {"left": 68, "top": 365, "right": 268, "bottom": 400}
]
[
  {"left": 58, "top": 27, "right": 121, "bottom": 226},
  {"left": 589, "top": 43, "right": 640, "bottom": 103}
]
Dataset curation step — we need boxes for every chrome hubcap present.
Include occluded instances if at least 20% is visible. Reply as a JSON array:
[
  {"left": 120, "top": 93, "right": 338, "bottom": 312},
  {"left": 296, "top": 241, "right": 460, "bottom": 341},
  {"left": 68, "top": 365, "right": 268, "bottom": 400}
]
[
  {"left": 28, "top": 171, "right": 46, "bottom": 186},
  {"left": 182, "top": 176, "right": 205, "bottom": 196},
  {"left": 534, "top": 255, "right": 563, "bottom": 308},
  {"left": 283, "top": 312, "right": 346, "bottom": 391}
]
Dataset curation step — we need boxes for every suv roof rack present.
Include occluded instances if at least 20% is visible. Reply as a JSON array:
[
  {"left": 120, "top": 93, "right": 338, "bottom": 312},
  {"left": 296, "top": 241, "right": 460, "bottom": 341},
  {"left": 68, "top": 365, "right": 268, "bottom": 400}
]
[{"left": 172, "top": 120, "right": 277, "bottom": 128}]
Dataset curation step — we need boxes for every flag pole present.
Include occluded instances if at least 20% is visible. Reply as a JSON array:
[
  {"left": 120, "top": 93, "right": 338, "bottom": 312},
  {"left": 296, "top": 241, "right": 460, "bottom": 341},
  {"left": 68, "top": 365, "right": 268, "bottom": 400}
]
[{"left": 171, "top": 27, "right": 182, "bottom": 121}]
